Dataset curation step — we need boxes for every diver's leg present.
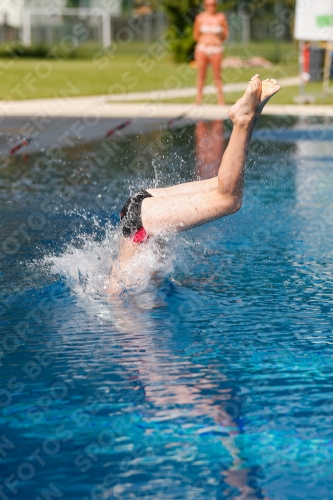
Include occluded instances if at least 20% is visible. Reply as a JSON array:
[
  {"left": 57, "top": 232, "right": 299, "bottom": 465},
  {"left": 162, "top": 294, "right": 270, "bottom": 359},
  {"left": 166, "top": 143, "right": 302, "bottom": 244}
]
[
  {"left": 142, "top": 75, "right": 264, "bottom": 235},
  {"left": 146, "top": 177, "right": 218, "bottom": 198},
  {"left": 238, "top": 77, "right": 281, "bottom": 161},
  {"left": 146, "top": 78, "right": 280, "bottom": 200}
]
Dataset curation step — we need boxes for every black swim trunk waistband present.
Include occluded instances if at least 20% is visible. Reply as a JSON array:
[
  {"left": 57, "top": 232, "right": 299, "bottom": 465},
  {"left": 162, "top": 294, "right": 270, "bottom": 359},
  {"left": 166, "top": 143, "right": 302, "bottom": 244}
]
[{"left": 120, "top": 190, "right": 153, "bottom": 240}]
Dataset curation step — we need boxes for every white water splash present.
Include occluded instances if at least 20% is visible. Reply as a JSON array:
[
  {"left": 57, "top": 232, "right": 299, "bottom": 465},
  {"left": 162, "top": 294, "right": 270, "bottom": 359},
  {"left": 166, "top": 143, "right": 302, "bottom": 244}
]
[
  {"left": 44, "top": 221, "right": 180, "bottom": 302},
  {"left": 44, "top": 223, "right": 118, "bottom": 297}
]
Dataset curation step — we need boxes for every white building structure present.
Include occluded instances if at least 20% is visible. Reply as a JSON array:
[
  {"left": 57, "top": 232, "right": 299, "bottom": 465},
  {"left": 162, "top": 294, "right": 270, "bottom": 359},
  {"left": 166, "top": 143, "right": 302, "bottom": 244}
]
[
  {"left": 0, "top": 0, "right": 24, "bottom": 27},
  {"left": 84, "top": 0, "right": 122, "bottom": 15},
  {"left": 0, "top": 0, "right": 121, "bottom": 28},
  {"left": 294, "top": 0, "right": 333, "bottom": 42}
]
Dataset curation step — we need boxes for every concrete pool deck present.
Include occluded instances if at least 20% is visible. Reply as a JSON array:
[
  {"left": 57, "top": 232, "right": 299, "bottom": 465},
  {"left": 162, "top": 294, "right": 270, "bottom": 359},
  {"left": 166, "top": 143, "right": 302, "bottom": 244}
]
[{"left": 1, "top": 92, "right": 333, "bottom": 156}]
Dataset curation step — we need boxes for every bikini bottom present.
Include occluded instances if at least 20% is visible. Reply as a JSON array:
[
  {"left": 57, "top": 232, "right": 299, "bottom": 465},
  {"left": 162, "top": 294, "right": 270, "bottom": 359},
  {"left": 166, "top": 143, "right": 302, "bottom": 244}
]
[{"left": 196, "top": 43, "right": 224, "bottom": 56}]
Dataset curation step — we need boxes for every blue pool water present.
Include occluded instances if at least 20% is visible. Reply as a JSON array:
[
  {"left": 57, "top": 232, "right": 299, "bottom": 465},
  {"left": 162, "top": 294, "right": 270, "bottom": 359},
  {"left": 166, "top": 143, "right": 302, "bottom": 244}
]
[{"left": 1, "top": 116, "right": 333, "bottom": 499}]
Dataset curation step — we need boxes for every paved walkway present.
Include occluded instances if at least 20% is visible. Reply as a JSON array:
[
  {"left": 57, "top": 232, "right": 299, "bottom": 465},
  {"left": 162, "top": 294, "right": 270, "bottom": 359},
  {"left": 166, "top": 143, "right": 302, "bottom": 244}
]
[
  {"left": 105, "top": 76, "right": 301, "bottom": 101},
  {"left": 1, "top": 77, "right": 333, "bottom": 156},
  {"left": 2, "top": 96, "right": 333, "bottom": 121}
]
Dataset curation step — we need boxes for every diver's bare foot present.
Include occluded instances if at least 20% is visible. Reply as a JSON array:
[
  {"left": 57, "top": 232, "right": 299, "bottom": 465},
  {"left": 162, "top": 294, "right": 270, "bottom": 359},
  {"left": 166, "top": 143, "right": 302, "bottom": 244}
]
[
  {"left": 228, "top": 74, "right": 261, "bottom": 127},
  {"left": 257, "top": 78, "right": 281, "bottom": 115}
]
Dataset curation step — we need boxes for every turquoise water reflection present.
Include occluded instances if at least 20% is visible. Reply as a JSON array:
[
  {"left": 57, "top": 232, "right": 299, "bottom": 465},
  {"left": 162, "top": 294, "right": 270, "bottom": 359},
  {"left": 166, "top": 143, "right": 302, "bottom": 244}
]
[{"left": 1, "top": 117, "right": 333, "bottom": 499}]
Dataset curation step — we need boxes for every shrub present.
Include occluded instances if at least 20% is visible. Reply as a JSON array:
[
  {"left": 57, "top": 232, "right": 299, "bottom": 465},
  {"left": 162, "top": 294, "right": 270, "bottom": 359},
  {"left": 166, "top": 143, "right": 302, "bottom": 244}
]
[
  {"left": 0, "top": 42, "right": 111, "bottom": 59},
  {"left": 162, "top": 0, "right": 201, "bottom": 62},
  {"left": 0, "top": 43, "right": 50, "bottom": 58}
]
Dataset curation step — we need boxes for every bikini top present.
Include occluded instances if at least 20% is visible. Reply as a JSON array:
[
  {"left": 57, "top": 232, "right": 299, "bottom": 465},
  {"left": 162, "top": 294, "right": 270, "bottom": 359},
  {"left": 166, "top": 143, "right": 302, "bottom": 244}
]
[{"left": 199, "top": 24, "right": 223, "bottom": 35}]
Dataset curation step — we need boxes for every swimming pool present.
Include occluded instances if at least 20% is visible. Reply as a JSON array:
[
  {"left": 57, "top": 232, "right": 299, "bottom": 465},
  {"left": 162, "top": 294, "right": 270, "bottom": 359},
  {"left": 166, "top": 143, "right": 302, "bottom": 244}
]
[{"left": 1, "top": 116, "right": 333, "bottom": 499}]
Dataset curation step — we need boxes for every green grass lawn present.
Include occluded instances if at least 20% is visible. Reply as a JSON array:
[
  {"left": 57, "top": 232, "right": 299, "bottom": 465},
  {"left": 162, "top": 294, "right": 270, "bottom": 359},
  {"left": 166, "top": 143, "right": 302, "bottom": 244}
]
[{"left": 0, "top": 40, "right": 300, "bottom": 101}]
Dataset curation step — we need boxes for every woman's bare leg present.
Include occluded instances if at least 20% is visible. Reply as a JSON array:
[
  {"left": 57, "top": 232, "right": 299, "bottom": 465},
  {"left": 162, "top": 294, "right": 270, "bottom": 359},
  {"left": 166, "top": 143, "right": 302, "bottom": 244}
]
[
  {"left": 195, "top": 49, "right": 208, "bottom": 105},
  {"left": 142, "top": 75, "right": 281, "bottom": 235},
  {"left": 210, "top": 52, "right": 225, "bottom": 105}
]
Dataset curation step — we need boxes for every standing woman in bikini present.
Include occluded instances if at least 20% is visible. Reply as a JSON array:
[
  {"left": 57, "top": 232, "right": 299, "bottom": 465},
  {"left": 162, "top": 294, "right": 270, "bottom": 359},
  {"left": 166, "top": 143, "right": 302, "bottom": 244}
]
[{"left": 193, "top": 0, "right": 228, "bottom": 105}]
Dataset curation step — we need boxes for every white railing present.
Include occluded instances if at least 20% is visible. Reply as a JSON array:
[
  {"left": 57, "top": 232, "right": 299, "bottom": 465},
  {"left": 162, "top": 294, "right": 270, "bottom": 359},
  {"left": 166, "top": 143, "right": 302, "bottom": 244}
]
[{"left": 22, "top": 7, "right": 111, "bottom": 48}]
